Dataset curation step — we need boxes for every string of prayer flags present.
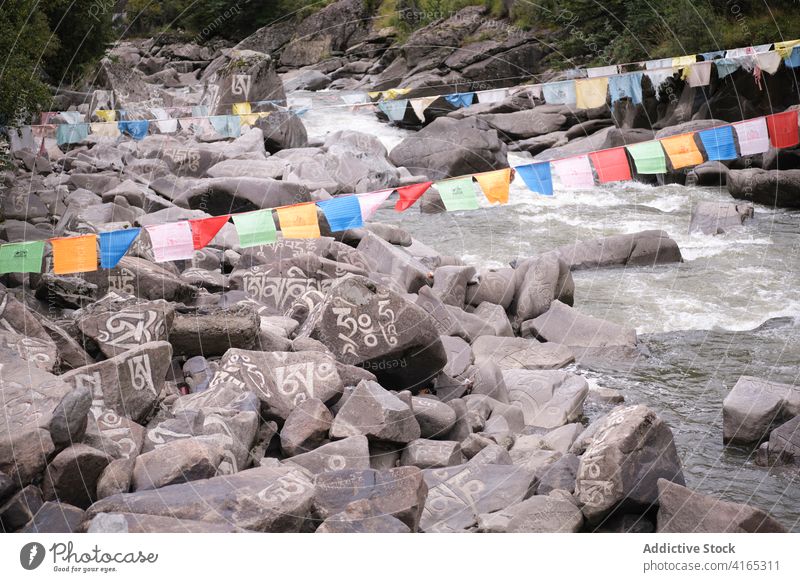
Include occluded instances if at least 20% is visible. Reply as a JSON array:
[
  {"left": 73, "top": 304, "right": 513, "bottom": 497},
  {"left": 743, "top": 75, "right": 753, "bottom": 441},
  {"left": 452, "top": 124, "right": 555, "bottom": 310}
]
[
  {"left": 232, "top": 209, "right": 277, "bottom": 248},
  {"left": 151, "top": 108, "right": 178, "bottom": 133},
  {"left": 775, "top": 39, "right": 800, "bottom": 59},
  {"left": 733, "top": 117, "right": 771, "bottom": 155},
  {"left": 445, "top": 92, "right": 475, "bottom": 108},
  {"left": 378, "top": 100, "right": 408, "bottom": 122},
  {"left": 52, "top": 234, "right": 97, "bottom": 275},
  {"left": 89, "top": 123, "right": 120, "bottom": 138},
  {"left": 99, "top": 228, "right": 140, "bottom": 269},
  {"left": 395, "top": 182, "right": 432, "bottom": 211},
  {"left": 660, "top": 134, "right": 704, "bottom": 169},
  {"left": 341, "top": 93, "right": 370, "bottom": 106},
  {"left": 56, "top": 124, "right": 88, "bottom": 146},
  {"left": 435, "top": 177, "right": 480, "bottom": 211},
  {"left": 551, "top": 156, "right": 595, "bottom": 189},
  {"left": 575, "top": 77, "right": 609, "bottom": 110},
  {"left": 276, "top": 204, "right": 321, "bottom": 239},
  {"left": 627, "top": 141, "right": 667, "bottom": 174},
  {"left": 697, "top": 126, "right": 737, "bottom": 161},
  {"left": 358, "top": 189, "right": 393, "bottom": 220},
  {"left": 474, "top": 169, "right": 512, "bottom": 204},
  {"left": 476, "top": 89, "right": 507, "bottom": 104},
  {"left": 317, "top": 196, "right": 364, "bottom": 231},
  {"left": 542, "top": 80, "right": 576, "bottom": 105},
  {"left": 587, "top": 65, "right": 619, "bottom": 78},
  {"left": 0, "top": 241, "right": 45, "bottom": 274},
  {"left": 672, "top": 55, "right": 697, "bottom": 69},
  {"left": 95, "top": 110, "right": 116, "bottom": 122},
  {"left": 686, "top": 61, "right": 712, "bottom": 87},
  {"left": 646, "top": 58, "right": 672, "bottom": 70},
  {"left": 755, "top": 52, "right": 782, "bottom": 74},
  {"left": 766, "top": 110, "right": 800, "bottom": 148},
  {"left": 589, "top": 148, "right": 633, "bottom": 183},
  {"left": 189, "top": 215, "right": 230, "bottom": 250},
  {"left": 146, "top": 222, "right": 195, "bottom": 262},
  {"left": 118, "top": 120, "right": 149, "bottom": 140},
  {"left": 410, "top": 97, "right": 437, "bottom": 122},
  {"left": 232, "top": 102, "right": 251, "bottom": 115},
  {"left": 609, "top": 72, "right": 644, "bottom": 106},
  {"left": 382, "top": 88, "right": 411, "bottom": 101},
  {"left": 516, "top": 163, "right": 554, "bottom": 196}
]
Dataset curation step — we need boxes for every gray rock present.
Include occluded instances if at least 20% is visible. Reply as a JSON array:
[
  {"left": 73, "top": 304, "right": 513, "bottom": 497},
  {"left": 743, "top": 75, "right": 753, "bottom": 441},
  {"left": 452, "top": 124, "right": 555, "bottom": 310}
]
[
  {"left": 537, "top": 453, "right": 580, "bottom": 495},
  {"left": 511, "top": 251, "right": 574, "bottom": 324},
  {"left": 689, "top": 201, "right": 753, "bottom": 234},
  {"left": 285, "top": 436, "right": 371, "bottom": 475},
  {"left": 42, "top": 444, "right": 113, "bottom": 509},
  {"left": 280, "top": 398, "right": 333, "bottom": 457},
  {"left": 132, "top": 439, "right": 224, "bottom": 491},
  {"left": 48, "top": 385, "right": 92, "bottom": 449},
  {"left": 412, "top": 396, "right": 457, "bottom": 438},
  {"left": 656, "top": 479, "right": 786, "bottom": 533},
  {"left": 473, "top": 336, "right": 575, "bottom": 371},
  {"left": 465, "top": 267, "right": 516, "bottom": 309},
  {"left": 18, "top": 501, "right": 85, "bottom": 533},
  {"left": 83, "top": 256, "right": 198, "bottom": 303},
  {"left": 727, "top": 168, "right": 800, "bottom": 208},
  {"left": 316, "top": 499, "right": 411, "bottom": 533},
  {"left": 554, "top": 230, "right": 683, "bottom": 271},
  {"left": 169, "top": 304, "right": 261, "bottom": 357},
  {"left": 357, "top": 232, "right": 432, "bottom": 293},
  {"left": 330, "top": 380, "right": 421, "bottom": 444},
  {"left": 401, "top": 439, "right": 463, "bottom": 469},
  {"left": 0, "top": 485, "right": 43, "bottom": 532},
  {"left": 96, "top": 457, "right": 135, "bottom": 499},
  {"left": 575, "top": 405, "right": 685, "bottom": 523},
  {"left": 504, "top": 495, "right": 584, "bottom": 532},
  {"left": 765, "top": 415, "right": 800, "bottom": 466},
  {"left": 433, "top": 265, "right": 475, "bottom": 307},
  {"left": 722, "top": 376, "right": 799, "bottom": 444}
]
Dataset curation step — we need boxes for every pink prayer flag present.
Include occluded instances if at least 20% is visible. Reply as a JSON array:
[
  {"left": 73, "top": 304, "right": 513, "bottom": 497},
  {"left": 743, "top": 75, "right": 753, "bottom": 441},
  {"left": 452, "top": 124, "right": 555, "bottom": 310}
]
[
  {"left": 145, "top": 222, "right": 195, "bottom": 263},
  {"left": 733, "top": 117, "right": 770, "bottom": 156},
  {"left": 551, "top": 156, "right": 595, "bottom": 189},
  {"left": 358, "top": 190, "right": 393, "bottom": 220}
]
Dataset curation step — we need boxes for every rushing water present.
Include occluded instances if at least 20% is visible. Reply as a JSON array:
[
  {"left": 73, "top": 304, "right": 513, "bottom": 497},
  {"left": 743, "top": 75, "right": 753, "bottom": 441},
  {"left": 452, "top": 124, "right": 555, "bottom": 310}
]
[{"left": 301, "top": 92, "right": 800, "bottom": 530}]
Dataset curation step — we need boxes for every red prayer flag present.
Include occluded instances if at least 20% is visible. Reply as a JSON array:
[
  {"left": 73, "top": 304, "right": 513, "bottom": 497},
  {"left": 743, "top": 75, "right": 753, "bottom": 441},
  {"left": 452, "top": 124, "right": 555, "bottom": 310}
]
[
  {"left": 766, "top": 110, "right": 799, "bottom": 149},
  {"left": 395, "top": 181, "right": 432, "bottom": 211},
  {"left": 589, "top": 148, "right": 632, "bottom": 183},
  {"left": 189, "top": 215, "right": 229, "bottom": 250}
]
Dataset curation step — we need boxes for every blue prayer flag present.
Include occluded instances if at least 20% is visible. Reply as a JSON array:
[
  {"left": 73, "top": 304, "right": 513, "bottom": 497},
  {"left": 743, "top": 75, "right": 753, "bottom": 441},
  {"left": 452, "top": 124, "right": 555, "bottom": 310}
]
[
  {"left": 786, "top": 46, "right": 800, "bottom": 68},
  {"left": 99, "top": 228, "right": 140, "bottom": 268},
  {"left": 445, "top": 92, "right": 475, "bottom": 108},
  {"left": 317, "top": 196, "right": 364, "bottom": 232},
  {"left": 516, "top": 163, "right": 554, "bottom": 196},
  {"left": 698, "top": 126, "right": 737, "bottom": 161},
  {"left": 118, "top": 120, "right": 149, "bottom": 140}
]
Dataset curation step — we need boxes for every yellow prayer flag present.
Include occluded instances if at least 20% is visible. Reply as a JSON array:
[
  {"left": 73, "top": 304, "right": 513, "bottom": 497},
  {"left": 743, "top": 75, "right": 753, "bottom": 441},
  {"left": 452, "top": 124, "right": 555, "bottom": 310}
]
[
  {"left": 367, "top": 91, "right": 381, "bottom": 99},
  {"left": 383, "top": 88, "right": 411, "bottom": 100},
  {"left": 672, "top": 55, "right": 696, "bottom": 68},
  {"left": 95, "top": 110, "right": 116, "bottom": 122},
  {"left": 660, "top": 133, "right": 704, "bottom": 169},
  {"left": 575, "top": 77, "right": 609, "bottom": 110},
  {"left": 232, "top": 102, "right": 252, "bottom": 115},
  {"left": 51, "top": 234, "right": 98, "bottom": 275},
  {"left": 776, "top": 40, "right": 800, "bottom": 59},
  {"left": 474, "top": 169, "right": 512, "bottom": 204},
  {"left": 239, "top": 113, "right": 259, "bottom": 126},
  {"left": 276, "top": 204, "right": 321, "bottom": 239}
]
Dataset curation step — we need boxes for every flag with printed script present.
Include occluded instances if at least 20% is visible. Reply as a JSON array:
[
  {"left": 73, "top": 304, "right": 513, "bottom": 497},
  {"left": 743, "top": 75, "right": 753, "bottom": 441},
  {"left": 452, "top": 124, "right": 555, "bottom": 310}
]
[
  {"left": 358, "top": 190, "right": 393, "bottom": 220},
  {"left": 474, "top": 169, "right": 512, "bottom": 204},
  {"left": 276, "top": 204, "right": 321, "bottom": 239},
  {"left": 190, "top": 215, "right": 229, "bottom": 250},
  {"left": 145, "top": 222, "right": 195, "bottom": 262},
  {"left": 516, "top": 163, "right": 554, "bottom": 196},
  {"left": 626, "top": 141, "right": 667, "bottom": 174},
  {"left": 395, "top": 182, "right": 432, "bottom": 211},
  {"left": 697, "top": 126, "right": 737, "bottom": 161},
  {"left": 589, "top": 148, "right": 632, "bottom": 183},
  {"left": 435, "top": 177, "right": 480, "bottom": 211},
  {"left": 99, "top": 228, "right": 140, "bottom": 269},
  {"left": 317, "top": 196, "right": 364, "bottom": 232},
  {"left": 733, "top": 117, "right": 770, "bottom": 156},
  {"left": 766, "top": 110, "right": 800, "bottom": 149},
  {"left": 659, "top": 134, "right": 704, "bottom": 169},
  {"left": 51, "top": 234, "right": 98, "bottom": 275},
  {"left": 551, "top": 156, "right": 595, "bottom": 189},
  {"left": 232, "top": 209, "right": 277, "bottom": 247},
  {"left": 0, "top": 241, "right": 45, "bottom": 274}
]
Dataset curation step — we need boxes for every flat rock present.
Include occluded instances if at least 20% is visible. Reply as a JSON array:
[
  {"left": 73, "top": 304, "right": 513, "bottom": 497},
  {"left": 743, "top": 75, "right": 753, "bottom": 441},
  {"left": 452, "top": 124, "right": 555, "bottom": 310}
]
[
  {"left": 401, "top": 439, "right": 463, "bottom": 469},
  {"left": 554, "top": 230, "right": 682, "bottom": 271},
  {"left": 132, "top": 438, "right": 224, "bottom": 491},
  {"left": 722, "top": 376, "right": 799, "bottom": 444},
  {"left": 689, "top": 202, "right": 753, "bottom": 235},
  {"left": 473, "top": 336, "right": 575, "bottom": 371},
  {"left": 505, "top": 495, "right": 584, "bottom": 532},
  {"left": 285, "top": 436, "right": 371, "bottom": 475}
]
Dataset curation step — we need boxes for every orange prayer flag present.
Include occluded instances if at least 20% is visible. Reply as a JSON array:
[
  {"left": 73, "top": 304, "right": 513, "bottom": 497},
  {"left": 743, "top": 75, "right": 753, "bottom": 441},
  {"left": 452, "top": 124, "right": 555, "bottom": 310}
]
[
  {"left": 474, "top": 169, "right": 511, "bottom": 204},
  {"left": 51, "top": 234, "right": 98, "bottom": 275},
  {"left": 659, "top": 133, "right": 704, "bottom": 169},
  {"left": 276, "top": 203, "right": 321, "bottom": 239}
]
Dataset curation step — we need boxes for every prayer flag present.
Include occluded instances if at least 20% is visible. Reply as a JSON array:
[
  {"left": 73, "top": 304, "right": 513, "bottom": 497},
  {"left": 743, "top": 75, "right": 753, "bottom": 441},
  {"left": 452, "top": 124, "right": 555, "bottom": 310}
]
[
  {"left": 551, "top": 156, "right": 595, "bottom": 189},
  {"left": 755, "top": 52, "right": 782, "bottom": 74},
  {"left": 542, "top": 80, "right": 576, "bottom": 105},
  {"left": 672, "top": 55, "right": 697, "bottom": 68},
  {"left": 317, "top": 196, "right": 364, "bottom": 231},
  {"left": 445, "top": 92, "right": 475, "bottom": 108},
  {"left": 609, "top": 72, "right": 644, "bottom": 106},
  {"left": 775, "top": 40, "right": 800, "bottom": 59},
  {"left": 698, "top": 126, "right": 737, "bottom": 161},
  {"left": 589, "top": 148, "right": 632, "bottom": 183},
  {"left": 410, "top": 97, "right": 437, "bottom": 122},
  {"left": 395, "top": 182, "right": 432, "bottom": 211},
  {"left": 209, "top": 115, "right": 241, "bottom": 138},
  {"left": 0, "top": 241, "right": 45, "bottom": 274},
  {"left": 435, "top": 177, "right": 480, "bottom": 211},
  {"left": 660, "top": 133, "right": 704, "bottom": 169},
  {"left": 627, "top": 141, "right": 667, "bottom": 174},
  {"left": 95, "top": 110, "right": 116, "bottom": 122},
  {"left": 276, "top": 204, "right": 320, "bottom": 239},
  {"left": 232, "top": 102, "right": 251, "bottom": 115},
  {"left": 189, "top": 215, "right": 229, "bottom": 250},
  {"left": 118, "top": 120, "right": 149, "bottom": 140},
  {"left": 378, "top": 100, "right": 408, "bottom": 122},
  {"left": 587, "top": 65, "right": 618, "bottom": 78},
  {"left": 145, "top": 222, "right": 195, "bottom": 262},
  {"left": 786, "top": 46, "right": 800, "bottom": 68},
  {"left": 766, "top": 110, "right": 800, "bottom": 149},
  {"left": 733, "top": 117, "right": 771, "bottom": 155},
  {"left": 476, "top": 89, "right": 507, "bottom": 104},
  {"left": 56, "top": 124, "right": 88, "bottom": 145},
  {"left": 686, "top": 62, "right": 712, "bottom": 87},
  {"left": 99, "top": 228, "right": 140, "bottom": 269},
  {"left": 575, "top": 77, "right": 609, "bottom": 110},
  {"left": 51, "top": 234, "right": 97, "bottom": 274},
  {"left": 232, "top": 209, "right": 277, "bottom": 248},
  {"left": 474, "top": 169, "right": 512, "bottom": 204},
  {"left": 516, "top": 163, "right": 554, "bottom": 196},
  {"left": 383, "top": 88, "right": 411, "bottom": 100},
  {"left": 358, "top": 190, "right": 393, "bottom": 220},
  {"left": 150, "top": 108, "right": 178, "bottom": 133},
  {"left": 89, "top": 123, "right": 120, "bottom": 138}
]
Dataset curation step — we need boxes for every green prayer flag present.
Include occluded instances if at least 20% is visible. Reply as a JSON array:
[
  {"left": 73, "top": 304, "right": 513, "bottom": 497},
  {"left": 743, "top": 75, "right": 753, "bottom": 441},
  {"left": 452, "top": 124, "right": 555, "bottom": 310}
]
[
  {"left": 626, "top": 141, "right": 667, "bottom": 174},
  {"left": 233, "top": 209, "right": 277, "bottom": 248},
  {"left": 0, "top": 241, "right": 45, "bottom": 274},
  {"left": 436, "top": 177, "right": 480, "bottom": 211}
]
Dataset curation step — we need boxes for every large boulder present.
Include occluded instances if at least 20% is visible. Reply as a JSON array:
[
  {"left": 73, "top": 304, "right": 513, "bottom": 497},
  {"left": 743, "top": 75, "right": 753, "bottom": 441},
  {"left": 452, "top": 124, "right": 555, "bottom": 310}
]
[
  {"left": 502, "top": 369, "right": 589, "bottom": 429},
  {"left": 727, "top": 169, "right": 800, "bottom": 208},
  {"left": 722, "top": 376, "right": 799, "bottom": 444},
  {"left": 481, "top": 105, "right": 571, "bottom": 140},
  {"left": 389, "top": 116, "right": 507, "bottom": 181},
  {"left": 656, "top": 479, "right": 786, "bottom": 533},
  {"left": 575, "top": 405, "right": 685, "bottom": 523},
  {"left": 510, "top": 251, "right": 574, "bottom": 325},
  {"left": 688, "top": 201, "right": 754, "bottom": 235},
  {"left": 357, "top": 232, "right": 432, "bottom": 293},
  {"left": 472, "top": 336, "right": 575, "bottom": 371},
  {"left": 330, "top": 380, "right": 421, "bottom": 444},
  {"left": 254, "top": 112, "right": 309, "bottom": 154},
  {"left": 206, "top": 49, "right": 285, "bottom": 115},
  {"left": 553, "top": 230, "right": 683, "bottom": 271},
  {"left": 296, "top": 276, "right": 446, "bottom": 392}
]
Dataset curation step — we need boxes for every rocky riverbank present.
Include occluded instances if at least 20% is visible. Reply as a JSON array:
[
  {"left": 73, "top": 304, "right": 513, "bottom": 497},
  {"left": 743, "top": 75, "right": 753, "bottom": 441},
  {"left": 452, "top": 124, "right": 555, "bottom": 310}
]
[{"left": 1, "top": 2, "right": 798, "bottom": 534}]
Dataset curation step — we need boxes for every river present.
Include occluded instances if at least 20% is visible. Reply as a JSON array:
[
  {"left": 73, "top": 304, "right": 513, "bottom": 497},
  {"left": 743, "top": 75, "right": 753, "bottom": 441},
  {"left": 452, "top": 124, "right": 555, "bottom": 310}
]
[{"left": 300, "top": 92, "right": 800, "bottom": 530}]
